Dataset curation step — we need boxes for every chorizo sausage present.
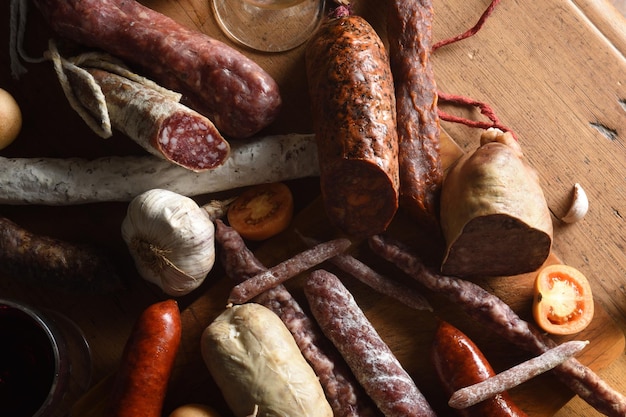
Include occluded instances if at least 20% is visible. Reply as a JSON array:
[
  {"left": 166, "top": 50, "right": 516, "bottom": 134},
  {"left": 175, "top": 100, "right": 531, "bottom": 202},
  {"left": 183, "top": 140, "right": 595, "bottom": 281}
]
[
  {"left": 305, "top": 12, "right": 400, "bottom": 238},
  {"left": 386, "top": 0, "right": 443, "bottom": 228},
  {"left": 32, "top": 0, "right": 281, "bottom": 139},
  {"left": 0, "top": 216, "right": 122, "bottom": 293},
  {"left": 304, "top": 269, "right": 436, "bottom": 417},
  {"left": 431, "top": 321, "right": 529, "bottom": 417},
  {"left": 105, "top": 299, "right": 182, "bottom": 417}
]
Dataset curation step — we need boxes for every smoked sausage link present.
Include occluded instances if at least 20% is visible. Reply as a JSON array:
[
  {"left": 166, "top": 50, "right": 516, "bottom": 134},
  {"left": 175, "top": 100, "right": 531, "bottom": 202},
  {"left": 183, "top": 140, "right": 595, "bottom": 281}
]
[
  {"left": 431, "top": 321, "right": 529, "bottom": 417},
  {"left": 387, "top": 0, "right": 443, "bottom": 228},
  {"left": 33, "top": 0, "right": 281, "bottom": 139},
  {"left": 106, "top": 299, "right": 182, "bottom": 417},
  {"left": 305, "top": 14, "right": 400, "bottom": 238}
]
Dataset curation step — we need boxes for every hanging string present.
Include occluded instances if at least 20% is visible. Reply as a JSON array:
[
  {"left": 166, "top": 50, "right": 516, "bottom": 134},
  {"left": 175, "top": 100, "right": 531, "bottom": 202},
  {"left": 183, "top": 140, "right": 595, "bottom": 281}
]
[
  {"left": 432, "top": 0, "right": 502, "bottom": 52},
  {"left": 431, "top": 0, "right": 516, "bottom": 138}
]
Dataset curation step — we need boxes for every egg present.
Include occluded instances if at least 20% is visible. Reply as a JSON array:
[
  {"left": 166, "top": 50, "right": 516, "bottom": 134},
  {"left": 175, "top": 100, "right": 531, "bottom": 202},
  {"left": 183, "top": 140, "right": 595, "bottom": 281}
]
[
  {"left": 168, "top": 403, "right": 222, "bottom": 417},
  {"left": 0, "top": 88, "right": 22, "bottom": 150}
]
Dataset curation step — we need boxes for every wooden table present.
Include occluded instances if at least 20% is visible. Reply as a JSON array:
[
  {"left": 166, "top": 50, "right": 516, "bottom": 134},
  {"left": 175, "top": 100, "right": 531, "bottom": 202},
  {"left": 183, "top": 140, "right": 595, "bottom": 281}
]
[{"left": 1, "top": 0, "right": 625, "bottom": 416}]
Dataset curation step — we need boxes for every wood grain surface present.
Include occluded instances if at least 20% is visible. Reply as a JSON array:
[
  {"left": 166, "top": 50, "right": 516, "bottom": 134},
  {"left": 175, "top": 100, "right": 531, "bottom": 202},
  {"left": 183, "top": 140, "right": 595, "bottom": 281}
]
[{"left": 0, "top": 0, "right": 625, "bottom": 416}]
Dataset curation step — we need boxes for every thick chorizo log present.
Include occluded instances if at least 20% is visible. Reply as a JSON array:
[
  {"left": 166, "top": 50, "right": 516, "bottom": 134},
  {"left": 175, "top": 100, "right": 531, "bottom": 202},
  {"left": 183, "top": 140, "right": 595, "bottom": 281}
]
[
  {"left": 106, "top": 299, "right": 182, "bottom": 417},
  {"left": 305, "top": 13, "right": 400, "bottom": 238},
  {"left": 69, "top": 68, "right": 230, "bottom": 172},
  {"left": 386, "top": 0, "right": 443, "bottom": 228},
  {"left": 431, "top": 321, "right": 529, "bottom": 417},
  {"left": 32, "top": 0, "right": 281, "bottom": 138},
  {"left": 304, "top": 269, "right": 437, "bottom": 417}
]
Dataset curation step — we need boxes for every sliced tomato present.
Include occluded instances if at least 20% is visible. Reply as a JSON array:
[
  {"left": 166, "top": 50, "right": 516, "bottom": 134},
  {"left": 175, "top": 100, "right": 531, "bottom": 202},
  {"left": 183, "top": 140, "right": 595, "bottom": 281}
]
[
  {"left": 532, "top": 264, "right": 594, "bottom": 335},
  {"left": 227, "top": 182, "right": 294, "bottom": 241}
]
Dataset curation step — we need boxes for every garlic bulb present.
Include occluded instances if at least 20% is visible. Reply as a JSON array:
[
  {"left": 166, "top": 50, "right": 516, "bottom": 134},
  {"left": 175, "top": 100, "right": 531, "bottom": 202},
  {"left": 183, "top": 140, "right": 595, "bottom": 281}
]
[{"left": 121, "top": 189, "right": 216, "bottom": 296}]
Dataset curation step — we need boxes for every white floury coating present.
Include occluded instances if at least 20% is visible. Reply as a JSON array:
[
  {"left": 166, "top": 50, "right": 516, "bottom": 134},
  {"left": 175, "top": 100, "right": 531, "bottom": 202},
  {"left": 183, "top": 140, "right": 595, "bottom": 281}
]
[{"left": 0, "top": 133, "right": 318, "bottom": 205}]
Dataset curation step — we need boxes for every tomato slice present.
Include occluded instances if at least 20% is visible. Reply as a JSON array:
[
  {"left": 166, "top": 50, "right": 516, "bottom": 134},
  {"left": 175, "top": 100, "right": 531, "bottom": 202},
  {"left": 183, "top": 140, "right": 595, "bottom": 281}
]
[
  {"left": 227, "top": 182, "right": 294, "bottom": 241},
  {"left": 532, "top": 264, "right": 594, "bottom": 335}
]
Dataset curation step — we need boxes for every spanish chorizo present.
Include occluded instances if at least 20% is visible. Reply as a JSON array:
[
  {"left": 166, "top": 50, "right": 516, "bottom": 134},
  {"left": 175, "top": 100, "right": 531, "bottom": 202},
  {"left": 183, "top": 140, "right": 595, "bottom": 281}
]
[
  {"left": 386, "top": 0, "right": 443, "bottom": 228},
  {"left": 305, "top": 11, "right": 399, "bottom": 238},
  {"left": 32, "top": 0, "right": 281, "bottom": 138},
  {"left": 431, "top": 321, "right": 529, "bottom": 417},
  {"left": 105, "top": 299, "right": 182, "bottom": 417}
]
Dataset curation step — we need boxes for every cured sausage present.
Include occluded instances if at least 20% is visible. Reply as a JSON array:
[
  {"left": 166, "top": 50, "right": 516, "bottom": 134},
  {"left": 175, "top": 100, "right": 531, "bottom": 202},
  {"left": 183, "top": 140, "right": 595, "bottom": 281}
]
[
  {"left": 105, "top": 299, "right": 182, "bottom": 417},
  {"left": 304, "top": 269, "right": 437, "bottom": 417},
  {"left": 69, "top": 68, "right": 230, "bottom": 172},
  {"left": 215, "top": 220, "right": 382, "bottom": 417},
  {"left": 369, "top": 234, "right": 626, "bottom": 417},
  {"left": 431, "top": 321, "right": 529, "bottom": 417},
  {"left": 227, "top": 237, "right": 352, "bottom": 304},
  {"left": 0, "top": 216, "right": 122, "bottom": 293},
  {"left": 305, "top": 11, "right": 400, "bottom": 238},
  {"left": 386, "top": 0, "right": 443, "bottom": 228},
  {"left": 32, "top": 0, "right": 281, "bottom": 138}
]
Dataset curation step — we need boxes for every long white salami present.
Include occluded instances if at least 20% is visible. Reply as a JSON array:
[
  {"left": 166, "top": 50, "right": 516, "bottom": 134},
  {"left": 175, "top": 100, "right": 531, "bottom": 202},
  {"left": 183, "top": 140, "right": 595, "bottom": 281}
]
[{"left": 0, "top": 133, "right": 318, "bottom": 205}]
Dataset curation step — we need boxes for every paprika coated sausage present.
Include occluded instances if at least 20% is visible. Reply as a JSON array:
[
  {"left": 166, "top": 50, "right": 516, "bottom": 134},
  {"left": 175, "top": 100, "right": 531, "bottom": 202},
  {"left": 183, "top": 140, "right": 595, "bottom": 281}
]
[
  {"left": 106, "top": 299, "right": 182, "bottom": 417},
  {"left": 305, "top": 11, "right": 400, "bottom": 238},
  {"left": 431, "top": 321, "right": 529, "bottom": 417}
]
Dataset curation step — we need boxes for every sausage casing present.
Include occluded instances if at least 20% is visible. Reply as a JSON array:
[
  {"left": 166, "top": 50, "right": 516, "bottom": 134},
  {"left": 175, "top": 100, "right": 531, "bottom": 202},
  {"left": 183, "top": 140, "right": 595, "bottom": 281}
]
[
  {"left": 431, "top": 321, "right": 528, "bottom": 417},
  {"left": 106, "top": 299, "right": 182, "bottom": 417},
  {"left": 305, "top": 14, "right": 399, "bottom": 238}
]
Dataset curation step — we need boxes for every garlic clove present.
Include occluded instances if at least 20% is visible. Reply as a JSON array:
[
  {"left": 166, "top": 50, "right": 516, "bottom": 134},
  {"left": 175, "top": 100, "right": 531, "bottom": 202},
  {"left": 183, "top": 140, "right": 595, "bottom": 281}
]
[
  {"left": 561, "top": 183, "right": 589, "bottom": 224},
  {"left": 121, "top": 189, "right": 216, "bottom": 296}
]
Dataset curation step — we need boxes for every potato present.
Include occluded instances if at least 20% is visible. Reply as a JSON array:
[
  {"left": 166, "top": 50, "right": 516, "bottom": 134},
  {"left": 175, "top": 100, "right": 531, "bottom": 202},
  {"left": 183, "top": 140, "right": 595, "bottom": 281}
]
[
  {"left": 439, "top": 129, "right": 553, "bottom": 277},
  {"left": 0, "top": 88, "right": 22, "bottom": 150},
  {"left": 201, "top": 303, "right": 333, "bottom": 417},
  {"left": 169, "top": 404, "right": 222, "bottom": 417}
]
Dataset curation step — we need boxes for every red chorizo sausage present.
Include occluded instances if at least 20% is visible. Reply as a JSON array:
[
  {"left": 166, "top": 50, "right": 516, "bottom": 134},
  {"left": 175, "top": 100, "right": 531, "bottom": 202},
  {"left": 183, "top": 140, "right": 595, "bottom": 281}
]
[
  {"left": 305, "top": 11, "right": 399, "bottom": 238},
  {"left": 431, "top": 321, "right": 529, "bottom": 417},
  {"left": 106, "top": 299, "right": 182, "bottom": 417},
  {"left": 387, "top": 0, "right": 443, "bottom": 228},
  {"left": 33, "top": 0, "right": 281, "bottom": 139}
]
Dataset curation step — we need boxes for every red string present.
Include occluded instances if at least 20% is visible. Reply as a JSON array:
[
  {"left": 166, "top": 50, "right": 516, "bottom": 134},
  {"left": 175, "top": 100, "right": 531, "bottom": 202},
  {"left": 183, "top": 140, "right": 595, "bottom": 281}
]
[
  {"left": 437, "top": 92, "right": 517, "bottom": 140},
  {"left": 431, "top": 0, "right": 516, "bottom": 139},
  {"left": 433, "top": 0, "right": 502, "bottom": 52}
]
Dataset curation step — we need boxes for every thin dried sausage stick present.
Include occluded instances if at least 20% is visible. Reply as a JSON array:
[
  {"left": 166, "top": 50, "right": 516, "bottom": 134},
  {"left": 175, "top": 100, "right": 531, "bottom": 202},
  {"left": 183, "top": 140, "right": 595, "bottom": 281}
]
[
  {"left": 432, "top": 320, "right": 529, "bottom": 417},
  {"left": 386, "top": 0, "right": 443, "bottom": 227},
  {"left": 369, "top": 234, "right": 626, "bottom": 417},
  {"left": 0, "top": 133, "right": 318, "bottom": 205},
  {"left": 449, "top": 340, "right": 588, "bottom": 409},
  {"left": 215, "top": 220, "right": 382, "bottom": 417},
  {"left": 305, "top": 12, "right": 400, "bottom": 238},
  {"left": 32, "top": 0, "right": 281, "bottom": 138},
  {"left": 67, "top": 68, "right": 230, "bottom": 172},
  {"left": 304, "top": 269, "right": 437, "bottom": 417},
  {"left": 105, "top": 299, "right": 182, "bottom": 417},
  {"left": 300, "top": 234, "right": 432, "bottom": 311},
  {"left": 0, "top": 216, "right": 122, "bottom": 293},
  {"left": 227, "top": 238, "right": 352, "bottom": 305}
]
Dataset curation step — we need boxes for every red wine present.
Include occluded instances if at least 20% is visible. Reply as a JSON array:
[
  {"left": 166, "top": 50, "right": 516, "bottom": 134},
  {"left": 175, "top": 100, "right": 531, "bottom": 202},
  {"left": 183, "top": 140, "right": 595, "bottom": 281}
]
[{"left": 0, "top": 304, "right": 56, "bottom": 417}]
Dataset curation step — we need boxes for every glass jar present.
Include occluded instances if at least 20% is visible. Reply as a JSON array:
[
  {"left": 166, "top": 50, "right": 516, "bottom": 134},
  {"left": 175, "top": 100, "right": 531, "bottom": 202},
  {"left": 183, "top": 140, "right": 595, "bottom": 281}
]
[{"left": 0, "top": 299, "right": 92, "bottom": 417}]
